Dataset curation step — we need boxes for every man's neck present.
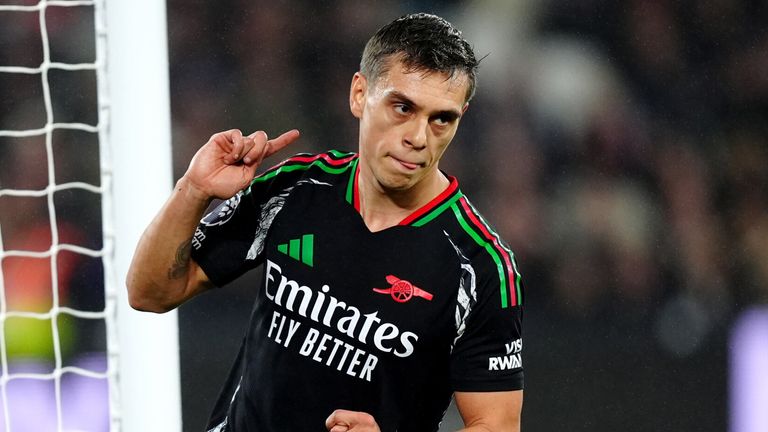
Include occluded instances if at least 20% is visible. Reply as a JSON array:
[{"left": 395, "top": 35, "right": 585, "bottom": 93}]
[{"left": 357, "top": 167, "right": 450, "bottom": 232}]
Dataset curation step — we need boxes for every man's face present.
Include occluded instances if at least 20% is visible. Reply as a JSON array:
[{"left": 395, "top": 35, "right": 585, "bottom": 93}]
[{"left": 349, "top": 60, "right": 469, "bottom": 192}]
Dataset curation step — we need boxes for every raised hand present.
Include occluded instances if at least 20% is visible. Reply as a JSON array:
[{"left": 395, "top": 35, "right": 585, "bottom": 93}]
[
  {"left": 325, "top": 410, "right": 381, "bottom": 432},
  {"left": 182, "top": 128, "right": 300, "bottom": 201}
]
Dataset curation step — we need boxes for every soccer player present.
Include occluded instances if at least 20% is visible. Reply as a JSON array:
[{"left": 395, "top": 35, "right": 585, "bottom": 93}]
[{"left": 127, "top": 13, "right": 524, "bottom": 432}]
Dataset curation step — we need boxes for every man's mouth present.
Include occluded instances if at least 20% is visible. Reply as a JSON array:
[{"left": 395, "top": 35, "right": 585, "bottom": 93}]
[{"left": 391, "top": 156, "right": 422, "bottom": 170}]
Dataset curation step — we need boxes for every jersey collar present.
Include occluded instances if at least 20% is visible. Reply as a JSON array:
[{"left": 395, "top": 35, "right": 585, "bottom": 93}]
[{"left": 345, "top": 157, "right": 464, "bottom": 227}]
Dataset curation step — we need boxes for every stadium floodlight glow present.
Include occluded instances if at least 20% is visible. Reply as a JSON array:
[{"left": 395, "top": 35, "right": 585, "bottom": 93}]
[{"left": 729, "top": 307, "right": 768, "bottom": 432}]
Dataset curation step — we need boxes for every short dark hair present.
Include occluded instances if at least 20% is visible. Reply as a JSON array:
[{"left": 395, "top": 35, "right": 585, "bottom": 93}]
[{"left": 360, "top": 13, "right": 479, "bottom": 102}]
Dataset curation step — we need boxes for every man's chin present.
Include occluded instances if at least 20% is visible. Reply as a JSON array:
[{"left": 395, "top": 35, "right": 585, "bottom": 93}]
[{"left": 377, "top": 175, "right": 416, "bottom": 193}]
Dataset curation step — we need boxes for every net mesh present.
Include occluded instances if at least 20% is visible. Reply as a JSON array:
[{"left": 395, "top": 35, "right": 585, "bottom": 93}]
[{"left": 0, "top": 0, "right": 118, "bottom": 430}]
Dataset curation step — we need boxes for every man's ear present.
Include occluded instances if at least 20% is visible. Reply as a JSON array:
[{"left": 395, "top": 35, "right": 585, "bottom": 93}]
[{"left": 349, "top": 72, "right": 367, "bottom": 119}]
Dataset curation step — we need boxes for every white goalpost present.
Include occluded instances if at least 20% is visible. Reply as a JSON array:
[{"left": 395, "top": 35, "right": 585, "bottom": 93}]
[
  {"left": 106, "top": 0, "right": 182, "bottom": 430},
  {"left": 0, "top": 0, "right": 181, "bottom": 430}
]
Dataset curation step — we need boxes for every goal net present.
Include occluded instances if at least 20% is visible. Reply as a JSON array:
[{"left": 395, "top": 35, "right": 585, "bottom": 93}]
[{"left": 0, "top": 0, "right": 180, "bottom": 430}]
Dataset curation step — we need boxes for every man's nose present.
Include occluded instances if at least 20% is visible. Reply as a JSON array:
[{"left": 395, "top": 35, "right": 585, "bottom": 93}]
[{"left": 403, "top": 118, "right": 428, "bottom": 149}]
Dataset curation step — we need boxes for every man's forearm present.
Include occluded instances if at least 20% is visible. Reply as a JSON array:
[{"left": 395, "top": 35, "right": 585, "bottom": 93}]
[{"left": 126, "top": 177, "right": 213, "bottom": 312}]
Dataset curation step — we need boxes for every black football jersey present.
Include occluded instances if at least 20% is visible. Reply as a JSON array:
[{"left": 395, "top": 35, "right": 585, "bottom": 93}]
[{"left": 192, "top": 151, "right": 524, "bottom": 432}]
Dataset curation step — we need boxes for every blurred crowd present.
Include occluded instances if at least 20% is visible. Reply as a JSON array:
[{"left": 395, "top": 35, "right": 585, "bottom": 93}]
[{"left": 1, "top": 0, "right": 766, "bottom": 431}]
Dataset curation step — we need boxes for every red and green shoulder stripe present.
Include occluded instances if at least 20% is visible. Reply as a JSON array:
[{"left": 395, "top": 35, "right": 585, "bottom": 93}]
[
  {"left": 250, "top": 150, "right": 358, "bottom": 186},
  {"left": 450, "top": 196, "right": 523, "bottom": 308}
]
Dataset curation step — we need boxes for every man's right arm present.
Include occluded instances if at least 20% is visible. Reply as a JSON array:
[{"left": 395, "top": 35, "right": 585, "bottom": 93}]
[
  {"left": 125, "top": 128, "right": 300, "bottom": 313},
  {"left": 126, "top": 176, "right": 215, "bottom": 313}
]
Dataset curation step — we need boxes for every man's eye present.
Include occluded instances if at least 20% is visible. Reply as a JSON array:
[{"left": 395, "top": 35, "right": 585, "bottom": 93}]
[
  {"left": 433, "top": 115, "right": 452, "bottom": 126},
  {"left": 394, "top": 104, "right": 410, "bottom": 115}
]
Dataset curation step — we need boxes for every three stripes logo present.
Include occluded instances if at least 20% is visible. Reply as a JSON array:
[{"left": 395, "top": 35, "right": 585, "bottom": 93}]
[{"left": 277, "top": 234, "right": 314, "bottom": 267}]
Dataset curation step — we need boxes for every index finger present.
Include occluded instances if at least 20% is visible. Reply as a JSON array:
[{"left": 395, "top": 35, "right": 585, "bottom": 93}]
[{"left": 264, "top": 129, "right": 301, "bottom": 159}]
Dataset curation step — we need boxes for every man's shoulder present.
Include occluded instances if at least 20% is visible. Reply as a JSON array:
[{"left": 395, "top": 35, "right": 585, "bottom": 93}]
[
  {"left": 279, "top": 149, "right": 359, "bottom": 172},
  {"left": 438, "top": 192, "right": 506, "bottom": 249},
  {"left": 250, "top": 149, "right": 359, "bottom": 187},
  {"left": 438, "top": 193, "right": 523, "bottom": 307}
]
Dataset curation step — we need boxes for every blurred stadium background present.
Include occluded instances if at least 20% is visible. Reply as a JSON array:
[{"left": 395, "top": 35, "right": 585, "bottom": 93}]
[{"left": 2, "top": 0, "right": 767, "bottom": 431}]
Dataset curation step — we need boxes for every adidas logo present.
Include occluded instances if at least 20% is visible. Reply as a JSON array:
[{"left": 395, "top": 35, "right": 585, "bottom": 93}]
[{"left": 277, "top": 234, "right": 314, "bottom": 267}]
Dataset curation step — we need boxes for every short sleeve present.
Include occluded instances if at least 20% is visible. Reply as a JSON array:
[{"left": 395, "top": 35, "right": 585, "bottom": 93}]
[
  {"left": 190, "top": 190, "right": 263, "bottom": 287},
  {"left": 190, "top": 158, "right": 306, "bottom": 286},
  {"left": 449, "top": 272, "right": 524, "bottom": 392}
]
